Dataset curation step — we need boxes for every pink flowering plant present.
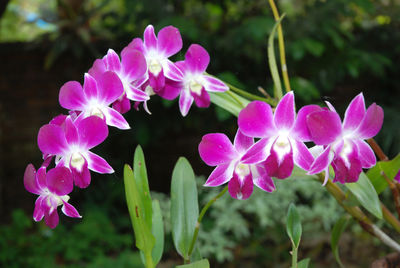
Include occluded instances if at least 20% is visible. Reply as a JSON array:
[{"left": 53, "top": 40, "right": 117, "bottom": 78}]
[{"left": 23, "top": 7, "right": 400, "bottom": 268}]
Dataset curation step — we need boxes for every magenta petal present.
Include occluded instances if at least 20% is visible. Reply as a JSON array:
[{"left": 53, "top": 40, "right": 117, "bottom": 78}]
[
  {"left": 96, "top": 71, "right": 124, "bottom": 104},
  {"left": 198, "top": 133, "right": 238, "bottom": 166},
  {"left": 64, "top": 117, "right": 79, "bottom": 145},
  {"left": 59, "top": 81, "right": 86, "bottom": 110},
  {"left": 158, "top": 79, "right": 182, "bottom": 100},
  {"left": 306, "top": 110, "right": 342, "bottom": 145},
  {"left": 88, "top": 59, "right": 106, "bottom": 80},
  {"left": 163, "top": 60, "right": 184, "bottom": 81},
  {"left": 291, "top": 105, "right": 322, "bottom": 141},
  {"left": 179, "top": 90, "right": 194, "bottom": 117},
  {"left": 308, "top": 145, "right": 333, "bottom": 174},
  {"left": 37, "top": 124, "right": 68, "bottom": 155},
  {"left": 204, "top": 163, "right": 235, "bottom": 187},
  {"left": 343, "top": 93, "right": 366, "bottom": 131},
  {"left": 332, "top": 152, "right": 362, "bottom": 183},
  {"left": 234, "top": 130, "right": 254, "bottom": 155},
  {"left": 87, "top": 152, "right": 114, "bottom": 174},
  {"left": 192, "top": 88, "right": 210, "bottom": 108},
  {"left": 149, "top": 70, "right": 165, "bottom": 91},
  {"left": 265, "top": 146, "right": 294, "bottom": 179},
  {"left": 46, "top": 167, "right": 73, "bottom": 196},
  {"left": 83, "top": 73, "right": 99, "bottom": 100},
  {"left": 203, "top": 76, "right": 229, "bottom": 92},
  {"left": 45, "top": 210, "right": 59, "bottom": 229},
  {"left": 157, "top": 26, "right": 182, "bottom": 57},
  {"left": 71, "top": 157, "right": 91, "bottom": 188},
  {"left": 36, "top": 167, "right": 47, "bottom": 189},
  {"left": 76, "top": 116, "right": 108, "bottom": 149},
  {"left": 33, "top": 196, "right": 45, "bottom": 221},
  {"left": 238, "top": 101, "right": 276, "bottom": 138},
  {"left": 103, "top": 49, "right": 121, "bottom": 73},
  {"left": 62, "top": 201, "right": 81, "bottom": 218},
  {"left": 228, "top": 173, "right": 253, "bottom": 200},
  {"left": 252, "top": 165, "right": 275, "bottom": 192},
  {"left": 274, "top": 91, "right": 296, "bottom": 130},
  {"left": 24, "top": 164, "right": 41, "bottom": 194},
  {"left": 355, "top": 103, "right": 384, "bottom": 139},
  {"left": 103, "top": 107, "right": 130, "bottom": 129},
  {"left": 112, "top": 94, "right": 131, "bottom": 114},
  {"left": 121, "top": 49, "right": 147, "bottom": 81},
  {"left": 354, "top": 140, "right": 376, "bottom": 168},
  {"left": 185, "top": 44, "right": 210, "bottom": 73},
  {"left": 291, "top": 139, "right": 314, "bottom": 171},
  {"left": 125, "top": 37, "right": 144, "bottom": 53},
  {"left": 240, "top": 138, "right": 270, "bottom": 164},
  {"left": 144, "top": 25, "right": 157, "bottom": 50},
  {"left": 125, "top": 84, "right": 149, "bottom": 102}
]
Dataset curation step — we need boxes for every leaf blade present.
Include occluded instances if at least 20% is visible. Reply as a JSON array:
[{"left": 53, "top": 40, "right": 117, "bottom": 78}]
[
  {"left": 286, "top": 203, "right": 302, "bottom": 249},
  {"left": 268, "top": 14, "right": 285, "bottom": 99},
  {"left": 176, "top": 259, "right": 210, "bottom": 268},
  {"left": 331, "top": 215, "right": 350, "bottom": 268}
]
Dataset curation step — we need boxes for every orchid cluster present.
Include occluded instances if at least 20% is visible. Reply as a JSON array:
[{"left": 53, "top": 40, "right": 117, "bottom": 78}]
[
  {"left": 199, "top": 92, "right": 384, "bottom": 200},
  {"left": 24, "top": 25, "right": 228, "bottom": 228}
]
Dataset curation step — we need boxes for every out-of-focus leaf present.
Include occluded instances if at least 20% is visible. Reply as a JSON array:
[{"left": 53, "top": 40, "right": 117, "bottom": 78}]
[
  {"left": 170, "top": 157, "right": 199, "bottom": 259},
  {"left": 331, "top": 215, "right": 350, "bottom": 268},
  {"left": 176, "top": 259, "right": 210, "bottom": 268},
  {"left": 268, "top": 14, "right": 285, "bottom": 99},
  {"left": 303, "top": 38, "right": 325, "bottom": 57},
  {"left": 150, "top": 200, "right": 164, "bottom": 266},
  {"left": 286, "top": 203, "right": 302, "bottom": 249},
  {"left": 297, "top": 258, "right": 310, "bottom": 268},
  {"left": 290, "top": 77, "right": 320, "bottom": 103},
  {"left": 345, "top": 172, "right": 382, "bottom": 219},
  {"left": 367, "top": 154, "right": 400, "bottom": 194},
  {"left": 209, "top": 91, "right": 249, "bottom": 116}
]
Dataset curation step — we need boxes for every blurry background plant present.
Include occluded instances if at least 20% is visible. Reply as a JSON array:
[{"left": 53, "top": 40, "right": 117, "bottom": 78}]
[{"left": 1, "top": 0, "right": 399, "bottom": 267}]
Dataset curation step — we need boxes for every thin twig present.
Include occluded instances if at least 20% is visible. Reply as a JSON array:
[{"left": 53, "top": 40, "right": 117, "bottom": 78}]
[
  {"left": 367, "top": 138, "right": 389, "bottom": 161},
  {"left": 258, "top": 86, "right": 272, "bottom": 98}
]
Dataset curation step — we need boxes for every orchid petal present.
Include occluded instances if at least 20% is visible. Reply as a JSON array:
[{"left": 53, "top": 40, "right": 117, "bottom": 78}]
[
  {"left": 76, "top": 116, "right": 108, "bottom": 149},
  {"left": 157, "top": 26, "right": 182, "bottom": 57},
  {"left": 59, "top": 81, "right": 86, "bottom": 110},
  {"left": 238, "top": 101, "right": 276, "bottom": 138},
  {"left": 343, "top": 93, "right": 366, "bottom": 131},
  {"left": 179, "top": 89, "right": 194, "bottom": 117},
  {"left": 240, "top": 138, "right": 271, "bottom": 164},
  {"left": 96, "top": 71, "right": 124, "bottom": 104},
  {"left": 274, "top": 91, "right": 295, "bottom": 130},
  {"left": 24, "top": 164, "right": 41, "bottom": 194},
  {"left": 204, "top": 162, "right": 235, "bottom": 187},
  {"left": 306, "top": 110, "right": 342, "bottom": 145},
  {"left": 46, "top": 167, "right": 73, "bottom": 196},
  {"left": 354, "top": 140, "right": 376, "bottom": 168},
  {"left": 45, "top": 210, "right": 59, "bottom": 229},
  {"left": 325, "top": 101, "right": 336, "bottom": 112},
  {"left": 198, "top": 133, "right": 238, "bottom": 166},
  {"left": 308, "top": 145, "right": 333, "bottom": 174},
  {"left": 185, "top": 44, "right": 210, "bottom": 73},
  {"left": 125, "top": 84, "right": 150, "bottom": 102},
  {"left": 291, "top": 104, "right": 322, "bottom": 141},
  {"left": 64, "top": 117, "right": 79, "bottom": 145},
  {"left": 265, "top": 145, "right": 294, "bottom": 179},
  {"left": 87, "top": 151, "right": 114, "bottom": 174},
  {"left": 125, "top": 37, "right": 145, "bottom": 53},
  {"left": 33, "top": 196, "right": 45, "bottom": 221},
  {"left": 291, "top": 139, "right": 314, "bottom": 171},
  {"left": 62, "top": 201, "right": 81, "bottom": 218},
  {"left": 355, "top": 103, "right": 384, "bottom": 139},
  {"left": 88, "top": 59, "right": 106, "bottom": 80},
  {"left": 71, "top": 156, "right": 91, "bottom": 188},
  {"left": 163, "top": 60, "right": 184, "bottom": 81},
  {"left": 234, "top": 129, "right": 253, "bottom": 155},
  {"left": 36, "top": 167, "right": 47, "bottom": 189},
  {"left": 103, "top": 106, "right": 130, "bottom": 130},
  {"left": 228, "top": 173, "right": 253, "bottom": 200},
  {"left": 144, "top": 25, "right": 157, "bottom": 50},
  {"left": 149, "top": 70, "right": 165, "bottom": 91},
  {"left": 203, "top": 76, "right": 229, "bottom": 92},
  {"left": 37, "top": 124, "right": 68, "bottom": 155},
  {"left": 112, "top": 94, "right": 131, "bottom": 114},
  {"left": 158, "top": 79, "right": 182, "bottom": 100},
  {"left": 83, "top": 73, "right": 98, "bottom": 100},
  {"left": 252, "top": 165, "right": 275, "bottom": 192},
  {"left": 103, "top": 49, "right": 121, "bottom": 73},
  {"left": 121, "top": 49, "right": 147, "bottom": 81},
  {"left": 192, "top": 87, "right": 210, "bottom": 108}
]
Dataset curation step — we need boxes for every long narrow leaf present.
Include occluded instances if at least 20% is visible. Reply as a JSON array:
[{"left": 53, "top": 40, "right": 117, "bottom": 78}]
[
  {"left": 268, "top": 14, "right": 285, "bottom": 99},
  {"left": 286, "top": 203, "right": 302, "bottom": 249},
  {"left": 151, "top": 199, "right": 164, "bottom": 265},
  {"left": 209, "top": 91, "right": 249, "bottom": 116},
  {"left": 331, "top": 215, "right": 350, "bottom": 268}
]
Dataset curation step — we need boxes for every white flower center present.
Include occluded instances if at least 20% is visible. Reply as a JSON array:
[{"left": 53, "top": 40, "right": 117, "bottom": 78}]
[
  {"left": 145, "top": 85, "right": 155, "bottom": 96},
  {"left": 70, "top": 152, "right": 85, "bottom": 171},
  {"left": 189, "top": 80, "right": 203, "bottom": 95},
  {"left": 90, "top": 107, "right": 104, "bottom": 119},
  {"left": 235, "top": 163, "right": 251, "bottom": 179},
  {"left": 148, "top": 58, "right": 162, "bottom": 76}
]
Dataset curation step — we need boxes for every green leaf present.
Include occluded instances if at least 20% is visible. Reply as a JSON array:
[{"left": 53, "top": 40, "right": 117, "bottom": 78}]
[
  {"left": 133, "top": 145, "right": 153, "bottom": 228},
  {"left": 123, "top": 165, "right": 155, "bottom": 259},
  {"left": 268, "top": 14, "right": 285, "bottom": 99},
  {"left": 367, "top": 154, "right": 400, "bottom": 194},
  {"left": 151, "top": 200, "right": 164, "bottom": 266},
  {"left": 297, "top": 258, "right": 310, "bottom": 268},
  {"left": 209, "top": 91, "right": 249, "bottom": 116},
  {"left": 176, "top": 259, "right": 210, "bottom": 268},
  {"left": 286, "top": 203, "right": 302, "bottom": 249},
  {"left": 331, "top": 215, "right": 350, "bottom": 268},
  {"left": 171, "top": 157, "right": 199, "bottom": 259},
  {"left": 345, "top": 172, "right": 383, "bottom": 219}
]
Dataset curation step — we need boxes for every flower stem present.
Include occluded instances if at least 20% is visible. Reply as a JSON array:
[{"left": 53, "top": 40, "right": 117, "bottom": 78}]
[
  {"left": 226, "top": 82, "right": 277, "bottom": 106},
  {"left": 187, "top": 186, "right": 229, "bottom": 260},
  {"left": 367, "top": 138, "right": 389, "bottom": 161},
  {"left": 291, "top": 247, "right": 298, "bottom": 268},
  {"left": 144, "top": 251, "right": 154, "bottom": 268},
  {"left": 268, "top": 0, "right": 291, "bottom": 93}
]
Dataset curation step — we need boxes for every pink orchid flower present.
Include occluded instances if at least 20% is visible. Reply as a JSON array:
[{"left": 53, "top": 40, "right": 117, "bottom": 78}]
[
  {"left": 306, "top": 93, "right": 384, "bottom": 184},
  {"left": 88, "top": 48, "right": 149, "bottom": 114},
  {"left": 59, "top": 71, "right": 130, "bottom": 129},
  {"left": 24, "top": 164, "right": 81, "bottom": 228},
  {"left": 124, "top": 25, "right": 183, "bottom": 92},
  {"left": 238, "top": 92, "right": 315, "bottom": 179},
  {"left": 37, "top": 116, "right": 113, "bottom": 188},
  {"left": 199, "top": 130, "right": 275, "bottom": 200}
]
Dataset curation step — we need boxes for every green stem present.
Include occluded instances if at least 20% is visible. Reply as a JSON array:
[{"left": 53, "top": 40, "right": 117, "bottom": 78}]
[
  {"left": 226, "top": 90, "right": 245, "bottom": 108},
  {"left": 187, "top": 186, "right": 229, "bottom": 259},
  {"left": 226, "top": 82, "right": 277, "bottom": 106},
  {"left": 144, "top": 251, "right": 154, "bottom": 268},
  {"left": 291, "top": 247, "right": 298, "bottom": 268}
]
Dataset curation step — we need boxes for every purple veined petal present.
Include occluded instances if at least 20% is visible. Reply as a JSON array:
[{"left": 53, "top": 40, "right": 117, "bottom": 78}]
[
  {"left": 192, "top": 87, "right": 211, "bottom": 108},
  {"left": 33, "top": 196, "right": 45, "bottom": 222},
  {"left": 64, "top": 117, "right": 79, "bottom": 145},
  {"left": 24, "top": 164, "right": 41, "bottom": 194},
  {"left": 44, "top": 210, "right": 59, "bottom": 229},
  {"left": 308, "top": 145, "right": 334, "bottom": 175},
  {"left": 198, "top": 133, "right": 238, "bottom": 166},
  {"left": 184, "top": 44, "right": 210, "bottom": 73},
  {"left": 59, "top": 81, "right": 86, "bottom": 111},
  {"left": 132, "top": 71, "right": 149, "bottom": 89},
  {"left": 228, "top": 173, "right": 254, "bottom": 200},
  {"left": 36, "top": 166, "right": 47, "bottom": 190},
  {"left": 62, "top": 201, "right": 81, "bottom": 218},
  {"left": 163, "top": 60, "right": 184, "bottom": 81},
  {"left": 238, "top": 101, "right": 276, "bottom": 138},
  {"left": 291, "top": 105, "right": 322, "bottom": 141},
  {"left": 265, "top": 145, "right": 294, "bottom": 179},
  {"left": 70, "top": 155, "right": 91, "bottom": 188},
  {"left": 354, "top": 140, "right": 376, "bottom": 168},
  {"left": 96, "top": 71, "right": 124, "bottom": 104},
  {"left": 234, "top": 129, "right": 254, "bottom": 155},
  {"left": 121, "top": 49, "right": 148, "bottom": 81},
  {"left": 204, "top": 162, "right": 235, "bottom": 187},
  {"left": 158, "top": 79, "right": 182, "bottom": 100},
  {"left": 175, "top": 61, "right": 188, "bottom": 73},
  {"left": 203, "top": 76, "right": 229, "bottom": 92},
  {"left": 87, "top": 151, "right": 114, "bottom": 174},
  {"left": 179, "top": 89, "right": 194, "bottom": 117},
  {"left": 274, "top": 91, "right": 296, "bottom": 130},
  {"left": 83, "top": 73, "right": 99, "bottom": 100},
  {"left": 325, "top": 101, "right": 336, "bottom": 112},
  {"left": 251, "top": 165, "right": 275, "bottom": 192},
  {"left": 291, "top": 139, "right": 314, "bottom": 171},
  {"left": 103, "top": 49, "right": 121, "bottom": 73},
  {"left": 306, "top": 110, "right": 342, "bottom": 145},
  {"left": 46, "top": 166, "right": 73, "bottom": 196},
  {"left": 103, "top": 106, "right": 130, "bottom": 130},
  {"left": 125, "top": 38, "right": 145, "bottom": 54},
  {"left": 112, "top": 94, "right": 131, "bottom": 114},
  {"left": 88, "top": 59, "right": 106, "bottom": 80},
  {"left": 37, "top": 124, "right": 68, "bottom": 155},
  {"left": 125, "top": 84, "right": 150, "bottom": 102},
  {"left": 343, "top": 93, "right": 366, "bottom": 131},
  {"left": 76, "top": 116, "right": 109, "bottom": 149},
  {"left": 157, "top": 26, "right": 182, "bottom": 57},
  {"left": 149, "top": 70, "right": 165, "bottom": 91},
  {"left": 144, "top": 25, "right": 157, "bottom": 50},
  {"left": 240, "top": 138, "right": 271, "bottom": 164},
  {"left": 355, "top": 103, "right": 384, "bottom": 139},
  {"left": 332, "top": 152, "right": 362, "bottom": 183}
]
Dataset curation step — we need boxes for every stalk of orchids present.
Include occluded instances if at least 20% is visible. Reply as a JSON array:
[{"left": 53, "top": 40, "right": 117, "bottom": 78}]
[{"left": 23, "top": 8, "right": 400, "bottom": 268}]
